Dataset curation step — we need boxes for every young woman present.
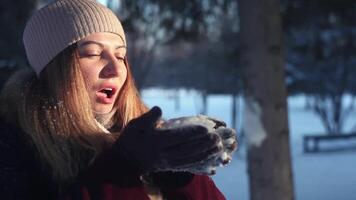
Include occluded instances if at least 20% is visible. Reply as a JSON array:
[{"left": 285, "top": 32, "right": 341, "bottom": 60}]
[{"left": 0, "top": 0, "right": 237, "bottom": 199}]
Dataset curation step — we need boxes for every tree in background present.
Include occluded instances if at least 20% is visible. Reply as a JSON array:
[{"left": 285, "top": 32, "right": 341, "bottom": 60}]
[
  {"left": 109, "top": 0, "right": 239, "bottom": 90},
  {"left": 109, "top": 0, "right": 242, "bottom": 128},
  {"left": 284, "top": 0, "right": 356, "bottom": 134},
  {"left": 0, "top": 0, "right": 37, "bottom": 68},
  {"left": 0, "top": 0, "right": 37, "bottom": 88},
  {"left": 238, "top": 0, "right": 295, "bottom": 199}
]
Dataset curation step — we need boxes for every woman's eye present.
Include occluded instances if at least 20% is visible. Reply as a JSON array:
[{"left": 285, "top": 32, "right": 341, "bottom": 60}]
[
  {"left": 78, "top": 49, "right": 100, "bottom": 56},
  {"left": 83, "top": 52, "right": 101, "bottom": 59},
  {"left": 87, "top": 51, "right": 100, "bottom": 56},
  {"left": 116, "top": 55, "right": 125, "bottom": 61}
]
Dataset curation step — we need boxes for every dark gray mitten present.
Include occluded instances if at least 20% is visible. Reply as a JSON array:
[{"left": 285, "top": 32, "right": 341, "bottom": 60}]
[
  {"left": 114, "top": 107, "right": 223, "bottom": 173},
  {"left": 161, "top": 115, "right": 237, "bottom": 175}
]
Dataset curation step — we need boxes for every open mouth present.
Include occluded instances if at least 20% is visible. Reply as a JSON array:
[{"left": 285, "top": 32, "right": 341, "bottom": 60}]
[
  {"left": 99, "top": 88, "right": 115, "bottom": 98},
  {"left": 96, "top": 84, "right": 118, "bottom": 104}
]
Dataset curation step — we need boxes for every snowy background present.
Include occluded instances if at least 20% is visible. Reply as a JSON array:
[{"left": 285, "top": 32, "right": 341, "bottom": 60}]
[{"left": 142, "top": 89, "right": 356, "bottom": 200}]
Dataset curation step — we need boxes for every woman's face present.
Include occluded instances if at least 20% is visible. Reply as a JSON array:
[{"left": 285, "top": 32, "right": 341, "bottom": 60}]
[{"left": 77, "top": 32, "right": 127, "bottom": 114}]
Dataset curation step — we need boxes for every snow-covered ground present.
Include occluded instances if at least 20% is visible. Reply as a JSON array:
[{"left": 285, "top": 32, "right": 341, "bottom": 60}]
[{"left": 142, "top": 89, "right": 356, "bottom": 200}]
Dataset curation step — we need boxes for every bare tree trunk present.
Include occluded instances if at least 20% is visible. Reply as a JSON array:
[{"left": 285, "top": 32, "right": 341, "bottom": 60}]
[
  {"left": 238, "top": 0, "right": 295, "bottom": 200},
  {"left": 200, "top": 91, "right": 207, "bottom": 115},
  {"left": 232, "top": 93, "right": 238, "bottom": 130},
  {"left": 309, "top": 64, "right": 353, "bottom": 135}
]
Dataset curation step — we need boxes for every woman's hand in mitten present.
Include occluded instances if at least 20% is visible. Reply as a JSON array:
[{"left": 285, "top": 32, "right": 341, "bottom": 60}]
[
  {"left": 162, "top": 115, "right": 238, "bottom": 175},
  {"left": 113, "top": 106, "right": 223, "bottom": 173}
]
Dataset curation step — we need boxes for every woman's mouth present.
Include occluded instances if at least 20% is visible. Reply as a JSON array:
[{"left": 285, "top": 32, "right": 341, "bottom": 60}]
[
  {"left": 96, "top": 86, "right": 117, "bottom": 104},
  {"left": 100, "top": 88, "right": 114, "bottom": 98}
]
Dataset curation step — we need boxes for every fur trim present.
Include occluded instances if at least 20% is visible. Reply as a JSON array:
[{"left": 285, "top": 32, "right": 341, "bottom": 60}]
[{"left": 0, "top": 68, "right": 35, "bottom": 124}]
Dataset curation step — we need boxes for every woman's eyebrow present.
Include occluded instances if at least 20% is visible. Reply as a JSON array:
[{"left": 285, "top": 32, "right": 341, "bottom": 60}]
[
  {"left": 115, "top": 45, "right": 126, "bottom": 50},
  {"left": 78, "top": 41, "right": 104, "bottom": 48},
  {"left": 78, "top": 41, "right": 126, "bottom": 50}
]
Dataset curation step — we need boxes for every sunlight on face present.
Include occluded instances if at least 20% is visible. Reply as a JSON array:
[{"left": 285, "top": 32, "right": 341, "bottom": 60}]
[{"left": 77, "top": 32, "right": 127, "bottom": 114}]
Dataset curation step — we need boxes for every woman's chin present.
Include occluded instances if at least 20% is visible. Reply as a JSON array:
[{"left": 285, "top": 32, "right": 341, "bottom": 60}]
[{"left": 93, "top": 104, "right": 114, "bottom": 115}]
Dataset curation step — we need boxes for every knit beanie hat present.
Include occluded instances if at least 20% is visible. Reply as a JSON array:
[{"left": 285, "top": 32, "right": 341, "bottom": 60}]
[{"left": 23, "top": 0, "right": 126, "bottom": 75}]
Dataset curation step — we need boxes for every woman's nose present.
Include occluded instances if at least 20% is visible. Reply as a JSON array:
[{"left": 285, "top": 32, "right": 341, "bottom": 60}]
[{"left": 101, "top": 55, "right": 121, "bottom": 78}]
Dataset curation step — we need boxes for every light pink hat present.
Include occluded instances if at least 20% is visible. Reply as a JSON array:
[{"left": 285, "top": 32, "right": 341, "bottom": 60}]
[{"left": 23, "top": 0, "right": 126, "bottom": 76}]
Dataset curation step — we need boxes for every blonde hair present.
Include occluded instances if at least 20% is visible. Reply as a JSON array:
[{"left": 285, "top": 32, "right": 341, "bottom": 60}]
[{"left": 16, "top": 44, "right": 148, "bottom": 185}]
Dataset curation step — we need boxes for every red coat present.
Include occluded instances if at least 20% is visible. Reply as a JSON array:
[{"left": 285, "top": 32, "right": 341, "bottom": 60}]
[{"left": 74, "top": 175, "right": 225, "bottom": 200}]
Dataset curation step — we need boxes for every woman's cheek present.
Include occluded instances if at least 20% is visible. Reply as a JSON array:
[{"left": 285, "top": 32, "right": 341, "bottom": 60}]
[{"left": 118, "top": 65, "right": 127, "bottom": 85}]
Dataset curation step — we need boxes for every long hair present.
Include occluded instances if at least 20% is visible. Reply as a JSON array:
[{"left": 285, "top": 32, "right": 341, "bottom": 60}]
[{"left": 14, "top": 44, "right": 148, "bottom": 185}]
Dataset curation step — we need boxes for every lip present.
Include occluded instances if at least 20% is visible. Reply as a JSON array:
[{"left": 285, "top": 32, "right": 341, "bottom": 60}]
[{"left": 95, "top": 82, "right": 118, "bottom": 104}]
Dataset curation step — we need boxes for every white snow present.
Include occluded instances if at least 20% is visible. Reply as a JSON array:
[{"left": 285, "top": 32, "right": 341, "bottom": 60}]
[
  {"left": 142, "top": 89, "right": 356, "bottom": 200},
  {"left": 242, "top": 97, "right": 267, "bottom": 148}
]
